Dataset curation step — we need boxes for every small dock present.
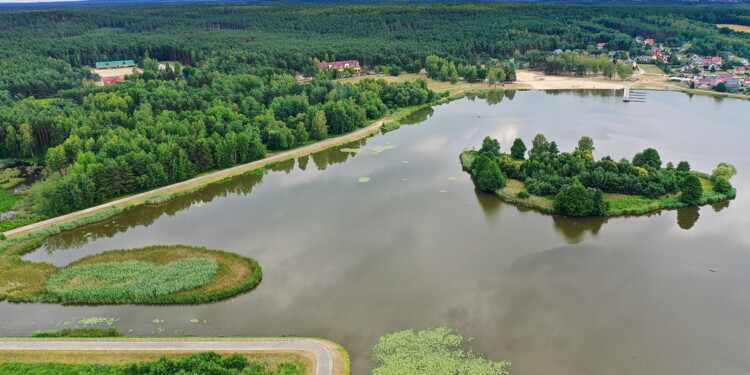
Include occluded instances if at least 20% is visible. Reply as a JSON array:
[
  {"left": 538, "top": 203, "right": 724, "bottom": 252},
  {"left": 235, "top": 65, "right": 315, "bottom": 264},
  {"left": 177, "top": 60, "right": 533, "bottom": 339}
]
[{"left": 623, "top": 85, "right": 646, "bottom": 103}]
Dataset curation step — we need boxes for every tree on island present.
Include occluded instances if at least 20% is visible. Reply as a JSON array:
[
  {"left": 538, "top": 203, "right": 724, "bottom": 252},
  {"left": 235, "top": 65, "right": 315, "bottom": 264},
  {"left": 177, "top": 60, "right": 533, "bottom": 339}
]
[
  {"left": 510, "top": 138, "right": 527, "bottom": 159},
  {"left": 529, "top": 133, "right": 549, "bottom": 158},
  {"left": 680, "top": 174, "right": 703, "bottom": 205},
  {"left": 554, "top": 184, "right": 608, "bottom": 216},
  {"left": 479, "top": 136, "right": 501, "bottom": 156},
  {"left": 633, "top": 148, "right": 662, "bottom": 169},
  {"left": 371, "top": 326, "right": 510, "bottom": 375},
  {"left": 477, "top": 161, "right": 507, "bottom": 192},
  {"left": 676, "top": 161, "right": 691, "bottom": 172},
  {"left": 576, "top": 136, "right": 595, "bottom": 152},
  {"left": 548, "top": 141, "right": 559, "bottom": 155},
  {"left": 711, "top": 162, "right": 737, "bottom": 181}
]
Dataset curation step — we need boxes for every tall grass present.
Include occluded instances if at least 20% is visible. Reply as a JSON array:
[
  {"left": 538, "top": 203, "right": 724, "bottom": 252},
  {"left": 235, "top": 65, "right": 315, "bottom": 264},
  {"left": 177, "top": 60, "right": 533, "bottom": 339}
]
[
  {"left": 46, "top": 258, "right": 219, "bottom": 303},
  {"left": 32, "top": 327, "right": 123, "bottom": 338}
]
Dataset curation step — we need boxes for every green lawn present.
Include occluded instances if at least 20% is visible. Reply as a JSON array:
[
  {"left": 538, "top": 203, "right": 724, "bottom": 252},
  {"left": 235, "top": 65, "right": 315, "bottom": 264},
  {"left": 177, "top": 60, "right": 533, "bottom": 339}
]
[{"left": 640, "top": 64, "right": 665, "bottom": 74}]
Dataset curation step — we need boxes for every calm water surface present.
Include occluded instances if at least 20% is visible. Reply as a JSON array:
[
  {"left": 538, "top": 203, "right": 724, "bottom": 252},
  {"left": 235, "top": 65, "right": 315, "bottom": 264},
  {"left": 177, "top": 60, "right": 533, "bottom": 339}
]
[{"left": 5, "top": 90, "right": 750, "bottom": 375}]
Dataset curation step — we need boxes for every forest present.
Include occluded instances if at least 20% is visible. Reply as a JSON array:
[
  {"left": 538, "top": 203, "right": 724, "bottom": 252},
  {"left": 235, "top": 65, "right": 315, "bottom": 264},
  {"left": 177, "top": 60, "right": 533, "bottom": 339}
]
[
  {"left": 0, "top": 3, "right": 749, "bottom": 227},
  {"left": 462, "top": 135, "right": 737, "bottom": 216}
]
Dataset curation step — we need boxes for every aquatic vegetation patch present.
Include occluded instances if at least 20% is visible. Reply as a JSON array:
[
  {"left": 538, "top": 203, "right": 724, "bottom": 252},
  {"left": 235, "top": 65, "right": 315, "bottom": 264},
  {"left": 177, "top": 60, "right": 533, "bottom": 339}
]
[
  {"left": 77, "top": 317, "right": 119, "bottom": 326},
  {"left": 371, "top": 145, "right": 396, "bottom": 154},
  {"left": 358, "top": 177, "right": 371, "bottom": 183},
  {"left": 46, "top": 258, "right": 219, "bottom": 303},
  {"left": 1, "top": 245, "right": 262, "bottom": 305}
]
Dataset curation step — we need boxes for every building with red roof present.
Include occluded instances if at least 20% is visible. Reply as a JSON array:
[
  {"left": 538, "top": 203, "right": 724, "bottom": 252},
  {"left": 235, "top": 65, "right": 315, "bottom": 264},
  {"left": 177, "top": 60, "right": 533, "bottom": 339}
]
[
  {"left": 644, "top": 39, "right": 654, "bottom": 45},
  {"left": 101, "top": 76, "right": 124, "bottom": 85}
]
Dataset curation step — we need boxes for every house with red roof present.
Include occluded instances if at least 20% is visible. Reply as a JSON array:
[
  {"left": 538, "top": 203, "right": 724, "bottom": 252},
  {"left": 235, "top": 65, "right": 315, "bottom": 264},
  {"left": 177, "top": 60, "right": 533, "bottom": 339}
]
[
  {"left": 101, "top": 76, "right": 124, "bottom": 85},
  {"left": 596, "top": 42, "right": 606, "bottom": 49},
  {"left": 644, "top": 39, "right": 654, "bottom": 45},
  {"left": 319, "top": 60, "right": 361, "bottom": 73}
]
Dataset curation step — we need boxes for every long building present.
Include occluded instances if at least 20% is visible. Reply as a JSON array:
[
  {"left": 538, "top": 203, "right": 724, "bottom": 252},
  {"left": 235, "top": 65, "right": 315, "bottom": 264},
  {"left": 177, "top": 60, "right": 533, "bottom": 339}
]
[{"left": 95, "top": 60, "right": 135, "bottom": 69}]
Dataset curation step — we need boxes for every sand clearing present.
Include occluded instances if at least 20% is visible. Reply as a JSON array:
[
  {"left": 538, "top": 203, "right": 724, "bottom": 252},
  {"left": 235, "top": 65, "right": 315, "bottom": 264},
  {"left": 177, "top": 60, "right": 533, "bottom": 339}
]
[{"left": 514, "top": 70, "right": 625, "bottom": 90}]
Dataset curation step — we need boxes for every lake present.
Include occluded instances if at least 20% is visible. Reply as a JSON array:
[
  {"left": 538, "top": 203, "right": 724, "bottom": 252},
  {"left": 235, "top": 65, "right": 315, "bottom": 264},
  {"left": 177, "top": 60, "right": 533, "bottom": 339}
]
[{"left": 6, "top": 90, "right": 750, "bottom": 375}]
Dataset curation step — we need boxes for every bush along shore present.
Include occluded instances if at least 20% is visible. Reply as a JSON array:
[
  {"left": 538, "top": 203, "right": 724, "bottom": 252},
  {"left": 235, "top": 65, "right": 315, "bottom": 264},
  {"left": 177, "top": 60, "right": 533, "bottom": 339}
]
[
  {"left": 461, "top": 135, "right": 737, "bottom": 217},
  {"left": 0, "top": 244, "right": 262, "bottom": 305}
]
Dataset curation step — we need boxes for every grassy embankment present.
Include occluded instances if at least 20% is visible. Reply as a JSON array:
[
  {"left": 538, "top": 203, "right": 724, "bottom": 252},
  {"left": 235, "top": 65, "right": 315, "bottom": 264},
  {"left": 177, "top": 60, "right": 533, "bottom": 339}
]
[
  {"left": 460, "top": 151, "right": 734, "bottom": 216},
  {"left": 0, "top": 337, "right": 352, "bottom": 375},
  {"left": 0, "top": 244, "right": 261, "bottom": 304},
  {"left": 0, "top": 351, "right": 307, "bottom": 375}
]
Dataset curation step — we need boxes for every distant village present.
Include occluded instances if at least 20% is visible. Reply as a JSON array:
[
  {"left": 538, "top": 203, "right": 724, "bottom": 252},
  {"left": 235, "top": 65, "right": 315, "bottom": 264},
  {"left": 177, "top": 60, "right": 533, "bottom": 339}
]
[{"left": 595, "top": 35, "right": 749, "bottom": 93}]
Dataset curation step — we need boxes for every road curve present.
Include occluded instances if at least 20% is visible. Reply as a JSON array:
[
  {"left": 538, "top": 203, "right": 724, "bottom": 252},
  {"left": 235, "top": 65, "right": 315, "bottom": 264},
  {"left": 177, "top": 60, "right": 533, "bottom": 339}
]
[
  {"left": 3, "top": 119, "right": 385, "bottom": 238},
  {"left": 0, "top": 338, "right": 334, "bottom": 375}
]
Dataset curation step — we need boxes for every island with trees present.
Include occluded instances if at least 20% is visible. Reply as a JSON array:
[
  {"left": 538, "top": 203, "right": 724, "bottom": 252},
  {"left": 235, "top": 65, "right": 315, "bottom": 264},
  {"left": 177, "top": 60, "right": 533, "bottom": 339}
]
[{"left": 461, "top": 135, "right": 737, "bottom": 216}]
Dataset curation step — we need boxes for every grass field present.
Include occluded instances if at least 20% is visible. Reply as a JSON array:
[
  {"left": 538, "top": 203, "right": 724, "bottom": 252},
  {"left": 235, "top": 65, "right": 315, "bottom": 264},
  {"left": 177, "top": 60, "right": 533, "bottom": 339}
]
[
  {"left": 639, "top": 64, "right": 666, "bottom": 74},
  {"left": 0, "top": 245, "right": 262, "bottom": 304},
  {"left": 717, "top": 24, "right": 750, "bottom": 33}
]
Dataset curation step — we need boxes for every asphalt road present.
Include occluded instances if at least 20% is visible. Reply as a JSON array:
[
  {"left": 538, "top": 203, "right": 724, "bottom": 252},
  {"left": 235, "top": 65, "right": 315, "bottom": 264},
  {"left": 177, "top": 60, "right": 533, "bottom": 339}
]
[{"left": 0, "top": 338, "right": 334, "bottom": 374}]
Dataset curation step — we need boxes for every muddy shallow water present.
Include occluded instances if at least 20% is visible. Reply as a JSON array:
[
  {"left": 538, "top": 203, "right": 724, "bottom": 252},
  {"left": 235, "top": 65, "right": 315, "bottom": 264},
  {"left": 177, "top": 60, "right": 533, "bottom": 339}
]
[{"left": 5, "top": 90, "right": 750, "bottom": 375}]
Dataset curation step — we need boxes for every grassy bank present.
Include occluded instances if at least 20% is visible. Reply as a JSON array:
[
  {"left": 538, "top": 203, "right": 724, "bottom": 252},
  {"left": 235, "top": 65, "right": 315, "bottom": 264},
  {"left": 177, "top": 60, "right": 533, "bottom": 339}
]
[
  {"left": 460, "top": 151, "right": 735, "bottom": 217},
  {"left": 0, "top": 245, "right": 261, "bottom": 305},
  {"left": 0, "top": 351, "right": 307, "bottom": 375}
]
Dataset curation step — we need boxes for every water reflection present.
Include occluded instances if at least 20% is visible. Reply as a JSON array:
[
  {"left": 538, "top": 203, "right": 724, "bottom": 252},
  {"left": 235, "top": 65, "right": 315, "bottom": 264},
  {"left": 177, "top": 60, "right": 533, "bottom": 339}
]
[
  {"left": 400, "top": 107, "right": 434, "bottom": 125},
  {"left": 676, "top": 206, "right": 700, "bottom": 230},
  {"left": 40, "top": 142, "right": 367, "bottom": 252}
]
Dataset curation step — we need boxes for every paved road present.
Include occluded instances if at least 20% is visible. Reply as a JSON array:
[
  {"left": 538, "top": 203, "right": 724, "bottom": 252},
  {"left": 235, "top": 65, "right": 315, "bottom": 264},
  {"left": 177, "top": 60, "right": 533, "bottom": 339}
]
[
  {"left": 3, "top": 119, "right": 384, "bottom": 238},
  {"left": 0, "top": 338, "right": 334, "bottom": 375}
]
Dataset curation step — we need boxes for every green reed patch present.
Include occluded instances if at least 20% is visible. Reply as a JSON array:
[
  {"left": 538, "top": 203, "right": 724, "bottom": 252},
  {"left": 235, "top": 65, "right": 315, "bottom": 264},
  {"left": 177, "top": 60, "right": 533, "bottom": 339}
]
[{"left": 46, "top": 258, "right": 219, "bottom": 303}]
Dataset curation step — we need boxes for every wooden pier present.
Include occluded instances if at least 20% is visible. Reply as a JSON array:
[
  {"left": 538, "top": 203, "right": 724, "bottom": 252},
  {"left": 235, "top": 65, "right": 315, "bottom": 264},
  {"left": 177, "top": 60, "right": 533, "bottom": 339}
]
[{"left": 623, "top": 85, "right": 646, "bottom": 103}]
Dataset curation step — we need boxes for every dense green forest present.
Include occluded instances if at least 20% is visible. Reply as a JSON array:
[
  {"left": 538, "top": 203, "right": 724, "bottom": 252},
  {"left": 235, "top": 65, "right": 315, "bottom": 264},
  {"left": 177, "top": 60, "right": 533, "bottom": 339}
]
[{"left": 0, "top": 3, "right": 749, "bottom": 226}]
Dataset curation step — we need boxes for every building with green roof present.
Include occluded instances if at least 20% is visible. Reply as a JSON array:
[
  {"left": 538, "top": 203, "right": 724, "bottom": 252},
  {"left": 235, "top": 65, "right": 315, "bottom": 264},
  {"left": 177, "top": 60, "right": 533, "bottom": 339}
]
[{"left": 95, "top": 60, "right": 135, "bottom": 69}]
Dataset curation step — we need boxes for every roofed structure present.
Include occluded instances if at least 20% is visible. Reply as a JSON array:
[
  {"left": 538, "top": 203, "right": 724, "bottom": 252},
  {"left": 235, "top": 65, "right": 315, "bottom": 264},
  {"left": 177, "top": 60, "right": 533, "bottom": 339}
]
[
  {"left": 318, "top": 60, "right": 361, "bottom": 72},
  {"left": 96, "top": 60, "right": 135, "bottom": 69}
]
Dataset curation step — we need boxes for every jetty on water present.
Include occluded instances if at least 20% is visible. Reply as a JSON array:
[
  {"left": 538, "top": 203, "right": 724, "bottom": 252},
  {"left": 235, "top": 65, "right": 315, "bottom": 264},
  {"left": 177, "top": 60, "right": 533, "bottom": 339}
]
[{"left": 623, "top": 85, "right": 646, "bottom": 103}]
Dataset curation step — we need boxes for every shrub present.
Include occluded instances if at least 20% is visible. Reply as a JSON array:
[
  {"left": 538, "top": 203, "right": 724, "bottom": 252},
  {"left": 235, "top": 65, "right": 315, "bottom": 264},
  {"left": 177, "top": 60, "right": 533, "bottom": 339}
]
[
  {"left": 517, "top": 190, "right": 531, "bottom": 199},
  {"left": 33, "top": 327, "right": 123, "bottom": 338},
  {"left": 713, "top": 177, "right": 734, "bottom": 196}
]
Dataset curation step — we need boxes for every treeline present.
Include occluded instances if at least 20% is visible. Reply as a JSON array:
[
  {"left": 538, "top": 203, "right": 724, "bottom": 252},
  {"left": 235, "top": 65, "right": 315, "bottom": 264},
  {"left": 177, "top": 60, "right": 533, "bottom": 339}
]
[
  {"left": 1, "top": 67, "right": 435, "bottom": 217},
  {"left": 0, "top": 4, "right": 749, "bottom": 97},
  {"left": 524, "top": 51, "right": 634, "bottom": 79}
]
